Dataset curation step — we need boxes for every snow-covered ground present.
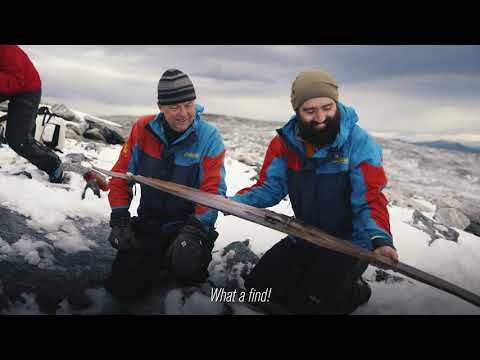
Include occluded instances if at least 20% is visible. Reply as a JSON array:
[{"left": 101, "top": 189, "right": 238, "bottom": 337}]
[{"left": 1, "top": 117, "right": 480, "bottom": 314}]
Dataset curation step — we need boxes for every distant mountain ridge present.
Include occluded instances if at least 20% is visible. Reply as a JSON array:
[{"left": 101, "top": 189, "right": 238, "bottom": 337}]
[{"left": 411, "top": 140, "right": 480, "bottom": 154}]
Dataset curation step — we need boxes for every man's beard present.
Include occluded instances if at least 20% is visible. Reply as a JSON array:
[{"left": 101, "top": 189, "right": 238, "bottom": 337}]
[{"left": 296, "top": 110, "right": 340, "bottom": 147}]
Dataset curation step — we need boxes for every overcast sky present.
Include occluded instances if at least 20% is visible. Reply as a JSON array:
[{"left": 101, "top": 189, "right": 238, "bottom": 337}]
[{"left": 21, "top": 45, "right": 480, "bottom": 134}]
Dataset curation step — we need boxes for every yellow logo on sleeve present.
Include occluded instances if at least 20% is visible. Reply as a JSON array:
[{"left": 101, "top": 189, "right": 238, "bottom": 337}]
[{"left": 184, "top": 152, "right": 200, "bottom": 159}]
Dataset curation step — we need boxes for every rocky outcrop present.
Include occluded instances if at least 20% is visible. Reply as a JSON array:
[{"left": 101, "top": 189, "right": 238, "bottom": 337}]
[
  {"left": 208, "top": 240, "right": 259, "bottom": 291},
  {"left": 83, "top": 128, "right": 106, "bottom": 142},
  {"left": 411, "top": 210, "right": 459, "bottom": 245},
  {"left": 384, "top": 189, "right": 435, "bottom": 212},
  {"left": 0, "top": 205, "right": 114, "bottom": 314},
  {"left": 433, "top": 208, "right": 470, "bottom": 230},
  {"left": 374, "top": 269, "right": 405, "bottom": 283},
  {"left": 48, "top": 103, "right": 125, "bottom": 145}
]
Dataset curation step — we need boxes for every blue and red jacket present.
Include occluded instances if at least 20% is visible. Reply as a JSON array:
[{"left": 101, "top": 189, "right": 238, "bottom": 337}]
[
  {"left": 232, "top": 102, "right": 393, "bottom": 251},
  {"left": 108, "top": 104, "right": 227, "bottom": 231},
  {"left": 0, "top": 45, "right": 41, "bottom": 96}
]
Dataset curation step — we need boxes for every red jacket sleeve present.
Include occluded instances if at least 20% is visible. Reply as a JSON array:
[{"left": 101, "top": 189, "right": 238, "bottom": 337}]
[{"left": 108, "top": 124, "right": 138, "bottom": 210}]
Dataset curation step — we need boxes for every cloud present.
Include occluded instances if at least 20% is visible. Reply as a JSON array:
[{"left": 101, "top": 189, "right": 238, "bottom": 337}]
[
  {"left": 19, "top": 45, "right": 480, "bottom": 133},
  {"left": 342, "top": 78, "right": 480, "bottom": 133}
]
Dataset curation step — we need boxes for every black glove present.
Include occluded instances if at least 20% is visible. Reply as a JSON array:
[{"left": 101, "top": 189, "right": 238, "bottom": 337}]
[{"left": 108, "top": 209, "right": 139, "bottom": 251}]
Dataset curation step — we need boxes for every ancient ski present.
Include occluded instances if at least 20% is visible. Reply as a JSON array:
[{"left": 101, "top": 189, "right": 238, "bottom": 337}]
[{"left": 91, "top": 166, "right": 480, "bottom": 308}]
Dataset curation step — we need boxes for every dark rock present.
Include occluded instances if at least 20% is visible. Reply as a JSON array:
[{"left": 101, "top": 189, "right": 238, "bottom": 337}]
[
  {"left": 83, "top": 128, "right": 105, "bottom": 142},
  {"left": 374, "top": 269, "right": 405, "bottom": 283},
  {"left": 99, "top": 127, "right": 125, "bottom": 145},
  {"left": 221, "top": 240, "right": 259, "bottom": 269},
  {"left": 0, "top": 205, "right": 115, "bottom": 314},
  {"left": 84, "top": 143, "right": 99, "bottom": 152},
  {"left": 465, "top": 222, "right": 480, "bottom": 237},
  {"left": 13, "top": 171, "right": 32, "bottom": 179},
  {"left": 81, "top": 122, "right": 124, "bottom": 145},
  {"left": 412, "top": 210, "right": 459, "bottom": 245}
]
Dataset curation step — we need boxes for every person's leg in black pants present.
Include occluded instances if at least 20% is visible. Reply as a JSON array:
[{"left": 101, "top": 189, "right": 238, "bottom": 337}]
[
  {"left": 244, "top": 237, "right": 306, "bottom": 310},
  {"left": 5, "top": 90, "right": 62, "bottom": 178},
  {"left": 245, "top": 238, "right": 371, "bottom": 314},
  {"left": 293, "top": 247, "right": 370, "bottom": 314},
  {"left": 104, "top": 249, "right": 169, "bottom": 303},
  {"left": 104, "top": 218, "right": 175, "bottom": 303}
]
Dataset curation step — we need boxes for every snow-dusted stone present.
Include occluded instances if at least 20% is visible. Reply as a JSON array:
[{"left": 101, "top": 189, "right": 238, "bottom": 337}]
[
  {"left": 384, "top": 188, "right": 409, "bottom": 207},
  {"left": 0, "top": 205, "right": 114, "bottom": 315},
  {"left": 385, "top": 189, "right": 435, "bottom": 212},
  {"left": 434, "top": 208, "right": 471, "bottom": 230},
  {"left": 456, "top": 198, "right": 480, "bottom": 225},
  {"left": 84, "top": 142, "right": 100, "bottom": 152},
  {"left": 435, "top": 196, "right": 463, "bottom": 210},
  {"left": 208, "top": 240, "right": 259, "bottom": 291},
  {"left": 51, "top": 103, "right": 83, "bottom": 123},
  {"left": 66, "top": 121, "right": 89, "bottom": 136},
  {"left": 221, "top": 240, "right": 259, "bottom": 267},
  {"left": 64, "top": 153, "right": 90, "bottom": 164},
  {"left": 0, "top": 101, "right": 9, "bottom": 112},
  {"left": 374, "top": 269, "right": 405, "bottom": 284},
  {"left": 65, "top": 128, "right": 83, "bottom": 142},
  {"left": 411, "top": 210, "right": 459, "bottom": 245},
  {"left": 237, "top": 154, "right": 260, "bottom": 167},
  {"left": 433, "top": 197, "right": 480, "bottom": 237}
]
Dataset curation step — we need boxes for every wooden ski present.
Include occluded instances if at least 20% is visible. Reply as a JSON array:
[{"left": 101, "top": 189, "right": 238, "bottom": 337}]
[{"left": 92, "top": 166, "right": 480, "bottom": 308}]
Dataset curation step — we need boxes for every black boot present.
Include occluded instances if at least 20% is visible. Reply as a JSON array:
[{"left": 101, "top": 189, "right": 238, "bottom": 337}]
[{"left": 49, "top": 164, "right": 71, "bottom": 184}]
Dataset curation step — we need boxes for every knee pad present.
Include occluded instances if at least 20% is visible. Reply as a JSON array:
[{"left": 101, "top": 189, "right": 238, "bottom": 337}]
[{"left": 169, "top": 237, "right": 211, "bottom": 283}]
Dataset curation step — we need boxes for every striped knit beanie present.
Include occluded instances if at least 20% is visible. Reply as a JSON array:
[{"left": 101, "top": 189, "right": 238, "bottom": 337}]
[{"left": 157, "top": 69, "right": 196, "bottom": 105}]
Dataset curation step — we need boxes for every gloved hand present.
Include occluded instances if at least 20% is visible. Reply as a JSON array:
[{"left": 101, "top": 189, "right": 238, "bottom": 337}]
[
  {"left": 82, "top": 179, "right": 101, "bottom": 199},
  {"left": 82, "top": 171, "right": 110, "bottom": 199},
  {"left": 108, "top": 209, "right": 139, "bottom": 251}
]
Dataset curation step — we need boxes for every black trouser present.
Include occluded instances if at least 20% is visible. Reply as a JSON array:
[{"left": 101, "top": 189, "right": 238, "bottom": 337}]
[
  {"left": 1, "top": 90, "right": 61, "bottom": 176},
  {"left": 244, "top": 237, "right": 370, "bottom": 314},
  {"left": 104, "top": 217, "right": 216, "bottom": 302}
]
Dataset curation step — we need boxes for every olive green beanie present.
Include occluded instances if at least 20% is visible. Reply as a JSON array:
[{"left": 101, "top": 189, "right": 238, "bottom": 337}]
[{"left": 290, "top": 69, "right": 339, "bottom": 110}]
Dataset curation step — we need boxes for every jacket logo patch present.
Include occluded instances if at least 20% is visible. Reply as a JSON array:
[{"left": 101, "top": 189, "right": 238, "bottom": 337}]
[
  {"left": 184, "top": 151, "right": 200, "bottom": 159},
  {"left": 122, "top": 143, "right": 129, "bottom": 155},
  {"left": 332, "top": 157, "right": 349, "bottom": 165}
]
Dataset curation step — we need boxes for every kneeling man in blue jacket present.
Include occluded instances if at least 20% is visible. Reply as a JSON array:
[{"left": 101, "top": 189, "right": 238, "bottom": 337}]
[{"left": 231, "top": 69, "right": 399, "bottom": 314}]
